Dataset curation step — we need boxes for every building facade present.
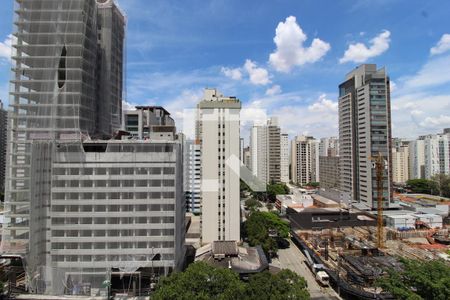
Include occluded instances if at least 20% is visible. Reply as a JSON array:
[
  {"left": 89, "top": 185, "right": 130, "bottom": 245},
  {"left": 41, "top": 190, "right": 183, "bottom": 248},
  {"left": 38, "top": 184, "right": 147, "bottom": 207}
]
[
  {"left": 409, "top": 139, "right": 425, "bottom": 180},
  {"left": 392, "top": 139, "right": 410, "bottom": 184},
  {"left": 250, "top": 125, "right": 268, "bottom": 183},
  {"left": 423, "top": 134, "right": 449, "bottom": 179},
  {"left": 338, "top": 64, "right": 393, "bottom": 209},
  {"left": 185, "top": 140, "right": 202, "bottom": 214},
  {"left": 319, "top": 156, "right": 340, "bottom": 201},
  {"left": 290, "top": 135, "right": 318, "bottom": 186},
  {"left": 49, "top": 140, "right": 185, "bottom": 293},
  {"left": 319, "top": 137, "right": 339, "bottom": 157},
  {"left": 280, "top": 133, "right": 289, "bottom": 183},
  {"left": 267, "top": 118, "right": 281, "bottom": 183},
  {"left": 197, "top": 89, "right": 241, "bottom": 244},
  {"left": 0, "top": 100, "right": 7, "bottom": 195},
  {"left": 122, "top": 106, "right": 176, "bottom": 140}
]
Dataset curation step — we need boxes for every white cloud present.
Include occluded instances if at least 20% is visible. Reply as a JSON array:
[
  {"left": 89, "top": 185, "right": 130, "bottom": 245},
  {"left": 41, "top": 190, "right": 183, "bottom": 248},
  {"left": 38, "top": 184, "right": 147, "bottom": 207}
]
[
  {"left": 269, "top": 16, "right": 331, "bottom": 73},
  {"left": 340, "top": 30, "right": 391, "bottom": 64},
  {"left": 0, "top": 34, "right": 15, "bottom": 62},
  {"left": 221, "top": 67, "right": 242, "bottom": 80},
  {"left": 308, "top": 94, "right": 338, "bottom": 113},
  {"left": 430, "top": 34, "right": 450, "bottom": 56},
  {"left": 400, "top": 54, "right": 450, "bottom": 91},
  {"left": 243, "top": 59, "right": 271, "bottom": 85},
  {"left": 265, "top": 85, "right": 282, "bottom": 96},
  {"left": 419, "top": 115, "right": 450, "bottom": 128},
  {"left": 122, "top": 100, "right": 137, "bottom": 111}
]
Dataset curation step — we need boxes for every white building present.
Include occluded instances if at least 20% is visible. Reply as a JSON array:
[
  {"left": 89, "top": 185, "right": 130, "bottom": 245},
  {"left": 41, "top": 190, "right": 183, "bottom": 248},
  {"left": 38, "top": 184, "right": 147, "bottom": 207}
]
[
  {"left": 319, "top": 137, "right": 339, "bottom": 157},
  {"left": 250, "top": 125, "right": 268, "bottom": 183},
  {"left": 49, "top": 139, "right": 186, "bottom": 292},
  {"left": 280, "top": 134, "right": 289, "bottom": 183},
  {"left": 423, "top": 134, "right": 449, "bottom": 179},
  {"left": 290, "top": 135, "right": 319, "bottom": 186},
  {"left": 409, "top": 139, "right": 425, "bottom": 179},
  {"left": 197, "top": 88, "right": 241, "bottom": 244},
  {"left": 185, "top": 140, "right": 202, "bottom": 214}
]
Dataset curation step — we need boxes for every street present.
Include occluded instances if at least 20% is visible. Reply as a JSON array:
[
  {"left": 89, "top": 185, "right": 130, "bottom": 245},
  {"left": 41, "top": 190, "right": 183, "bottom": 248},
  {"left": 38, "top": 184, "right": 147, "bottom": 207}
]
[{"left": 271, "top": 240, "right": 341, "bottom": 300}]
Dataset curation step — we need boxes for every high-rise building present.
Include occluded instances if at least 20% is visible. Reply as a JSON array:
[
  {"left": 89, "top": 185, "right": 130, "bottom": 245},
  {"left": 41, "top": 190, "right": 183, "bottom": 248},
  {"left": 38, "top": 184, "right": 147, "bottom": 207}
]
[
  {"left": 0, "top": 100, "right": 7, "bottom": 195},
  {"left": 243, "top": 146, "right": 251, "bottom": 171},
  {"left": 197, "top": 88, "right": 241, "bottom": 244},
  {"left": 4, "top": 0, "right": 126, "bottom": 262},
  {"left": 250, "top": 124, "right": 268, "bottom": 183},
  {"left": 267, "top": 117, "right": 281, "bottom": 183},
  {"left": 280, "top": 133, "right": 289, "bottom": 183},
  {"left": 392, "top": 139, "right": 410, "bottom": 184},
  {"left": 290, "top": 135, "right": 318, "bottom": 186},
  {"left": 319, "top": 156, "right": 340, "bottom": 201},
  {"left": 1, "top": 0, "right": 186, "bottom": 295},
  {"left": 48, "top": 138, "right": 186, "bottom": 293},
  {"left": 185, "top": 139, "right": 202, "bottom": 214},
  {"left": 249, "top": 117, "right": 282, "bottom": 184},
  {"left": 409, "top": 139, "right": 425, "bottom": 179},
  {"left": 338, "top": 64, "right": 393, "bottom": 209},
  {"left": 423, "top": 134, "right": 449, "bottom": 179},
  {"left": 96, "top": 0, "right": 125, "bottom": 135},
  {"left": 319, "top": 137, "right": 339, "bottom": 157}
]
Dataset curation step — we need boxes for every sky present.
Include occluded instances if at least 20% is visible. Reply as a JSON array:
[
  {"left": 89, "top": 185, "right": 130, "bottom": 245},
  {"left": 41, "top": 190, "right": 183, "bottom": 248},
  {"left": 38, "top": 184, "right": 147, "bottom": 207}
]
[{"left": 1, "top": 0, "right": 450, "bottom": 141}]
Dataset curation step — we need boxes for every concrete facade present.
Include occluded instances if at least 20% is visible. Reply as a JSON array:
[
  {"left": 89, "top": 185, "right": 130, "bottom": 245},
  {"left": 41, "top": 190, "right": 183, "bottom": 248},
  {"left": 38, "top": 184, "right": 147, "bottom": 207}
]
[
  {"left": 197, "top": 88, "right": 241, "bottom": 244},
  {"left": 338, "top": 64, "right": 393, "bottom": 209},
  {"left": 0, "top": 100, "right": 7, "bottom": 195},
  {"left": 280, "top": 133, "right": 289, "bottom": 183},
  {"left": 409, "top": 139, "right": 425, "bottom": 179},
  {"left": 319, "top": 156, "right": 340, "bottom": 201},
  {"left": 392, "top": 139, "right": 410, "bottom": 184},
  {"left": 185, "top": 140, "right": 202, "bottom": 214},
  {"left": 423, "top": 134, "right": 449, "bottom": 179},
  {"left": 290, "top": 136, "right": 318, "bottom": 186},
  {"left": 250, "top": 125, "right": 268, "bottom": 183}
]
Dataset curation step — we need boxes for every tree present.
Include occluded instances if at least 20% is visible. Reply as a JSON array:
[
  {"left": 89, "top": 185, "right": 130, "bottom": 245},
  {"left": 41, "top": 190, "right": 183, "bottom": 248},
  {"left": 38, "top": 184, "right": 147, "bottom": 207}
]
[
  {"left": 245, "top": 198, "right": 262, "bottom": 211},
  {"left": 406, "top": 179, "right": 435, "bottom": 194},
  {"left": 153, "top": 262, "right": 245, "bottom": 300},
  {"left": 305, "top": 182, "right": 320, "bottom": 188},
  {"left": 431, "top": 174, "right": 450, "bottom": 198},
  {"left": 244, "top": 211, "right": 290, "bottom": 256},
  {"left": 154, "top": 263, "right": 310, "bottom": 300},
  {"left": 377, "top": 259, "right": 450, "bottom": 300},
  {"left": 266, "top": 184, "right": 289, "bottom": 202},
  {"left": 245, "top": 269, "right": 309, "bottom": 300}
]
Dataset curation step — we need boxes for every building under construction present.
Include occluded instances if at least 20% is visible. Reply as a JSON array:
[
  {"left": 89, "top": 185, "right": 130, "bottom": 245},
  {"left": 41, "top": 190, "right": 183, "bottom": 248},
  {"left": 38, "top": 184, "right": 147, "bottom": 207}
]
[{"left": 1, "top": 0, "right": 186, "bottom": 297}]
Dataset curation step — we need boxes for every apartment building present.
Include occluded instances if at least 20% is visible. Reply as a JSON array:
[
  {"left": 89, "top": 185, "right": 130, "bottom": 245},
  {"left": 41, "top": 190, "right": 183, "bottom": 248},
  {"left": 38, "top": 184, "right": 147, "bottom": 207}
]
[
  {"left": 338, "top": 64, "right": 393, "bottom": 209},
  {"left": 197, "top": 88, "right": 241, "bottom": 244},
  {"left": 290, "top": 135, "right": 319, "bottom": 186},
  {"left": 280, "top": 133, "right": 289, "bottom": 183},
  {"left": 0, "top": 100, "right": 7, "bottom": 195},
  {"left": 185, "top": 140, "right": 202, "bottom": 214},
  {"left": 392, "top": 139, "right": 410, "bottom": 184}
]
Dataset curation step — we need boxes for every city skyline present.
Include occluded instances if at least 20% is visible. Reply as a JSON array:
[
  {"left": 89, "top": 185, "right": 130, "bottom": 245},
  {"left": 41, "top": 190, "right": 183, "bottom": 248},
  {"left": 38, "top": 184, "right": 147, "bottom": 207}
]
[{"left": 0, "top": 0, "right": 450, "bottom": 139}]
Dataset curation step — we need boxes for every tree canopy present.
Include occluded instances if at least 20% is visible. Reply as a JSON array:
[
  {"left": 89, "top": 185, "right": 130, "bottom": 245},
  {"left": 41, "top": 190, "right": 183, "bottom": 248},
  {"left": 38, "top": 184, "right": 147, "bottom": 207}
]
[
  {"left": 266, "top": 183, "right": 289, "bottom": 202},
  {"left": 245, "top": 198, "right": 262, "bottom": 211},
  {"left": 244, "top": 211, "right": 290, "bottom": 256},
  {"left": 406, "top": 179, "right": 437, "bottom": 195},
  {"left": 153, "top": 262, "right": 310, "bottom": 300},
  {"left": 377, "top": 258, "right": 450, "bottom": 300}
]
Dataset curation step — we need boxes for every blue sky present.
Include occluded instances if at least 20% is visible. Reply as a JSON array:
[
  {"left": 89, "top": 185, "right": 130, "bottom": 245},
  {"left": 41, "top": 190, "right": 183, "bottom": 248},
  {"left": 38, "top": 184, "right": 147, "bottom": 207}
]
[{"left": 1, "top": 0, "right": 450, "bottom": 140}]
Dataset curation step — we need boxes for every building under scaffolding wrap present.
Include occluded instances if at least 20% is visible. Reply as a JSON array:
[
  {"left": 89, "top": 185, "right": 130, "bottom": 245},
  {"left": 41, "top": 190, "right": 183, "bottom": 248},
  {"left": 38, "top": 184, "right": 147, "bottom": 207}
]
[{"left": 0, "top": 0, "right": 187, "bottom": 296}]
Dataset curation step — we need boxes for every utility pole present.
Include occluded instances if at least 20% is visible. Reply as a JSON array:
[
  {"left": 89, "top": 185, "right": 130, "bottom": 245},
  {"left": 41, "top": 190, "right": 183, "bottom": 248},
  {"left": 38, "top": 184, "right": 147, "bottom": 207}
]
[{"left": 371, "top": 152, "right": 386, "bottom": 249}]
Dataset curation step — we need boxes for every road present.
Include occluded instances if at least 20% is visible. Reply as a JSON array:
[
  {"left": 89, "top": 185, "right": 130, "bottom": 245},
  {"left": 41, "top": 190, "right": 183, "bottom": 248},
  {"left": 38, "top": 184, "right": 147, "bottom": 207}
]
[{"left": 271, "top": 240, "right": 341, "bottom": 300}]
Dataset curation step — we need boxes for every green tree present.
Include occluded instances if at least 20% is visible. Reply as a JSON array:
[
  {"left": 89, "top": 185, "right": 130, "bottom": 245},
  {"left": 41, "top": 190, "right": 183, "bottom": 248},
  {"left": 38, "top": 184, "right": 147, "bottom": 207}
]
[
  {"left": 245, "top": 198, "right": 262, "bottom": 211},
  {"left": 266, "top": 184, "right": 289, "bottom": 202},
  {"left": 406, "top": 179, "right": 435, "bottom": 194},
  {"left": 305, "top": 182, "right": 320, "bottom": 188},
  {"left": 245, "top": 269, "right": 309, "bottom": 300},
  {"left": 431, "top": 174, "right": 450, "bottom": 198},
  {"left": 377, "top": 259, "right": 450, "bottom": 300},
  {"left": 244, "top": 211, "right": 290, "bottom": 256},
  {"left": 153, "top": 262, "right": 245, "bottom": 300}
]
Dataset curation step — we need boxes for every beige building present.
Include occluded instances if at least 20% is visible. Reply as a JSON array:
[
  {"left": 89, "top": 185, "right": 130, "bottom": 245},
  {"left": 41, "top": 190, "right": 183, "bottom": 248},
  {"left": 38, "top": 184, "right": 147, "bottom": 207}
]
[
  {"left": 197, "top": 89, "right": 241, "bottom": 244},
  {"left": 392, "top": 139, "right": 409, "bottom": 184},
  {"left": 290, "top": 135, "right": 319, "bottom": 186}
]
